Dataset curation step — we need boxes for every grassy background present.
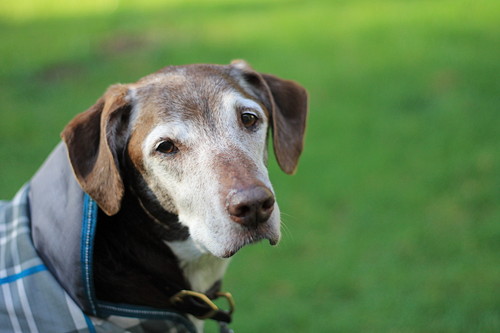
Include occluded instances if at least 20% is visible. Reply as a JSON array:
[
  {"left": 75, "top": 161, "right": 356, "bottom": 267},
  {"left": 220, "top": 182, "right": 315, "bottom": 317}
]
[{"left": 1, "top": 0, "right": 499, "bottom": 331}]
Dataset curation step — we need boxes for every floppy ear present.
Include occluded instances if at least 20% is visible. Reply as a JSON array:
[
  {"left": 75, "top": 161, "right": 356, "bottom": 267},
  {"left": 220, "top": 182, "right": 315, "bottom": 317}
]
[
  {"left": 232, "top": 60, "right": 308, "bottom": 174},
  {"left": 61, "top": 84, "right": 132, "bottom": 215},
  {"left": 261, "top": 73, "right": 308, "bottom": 174}
]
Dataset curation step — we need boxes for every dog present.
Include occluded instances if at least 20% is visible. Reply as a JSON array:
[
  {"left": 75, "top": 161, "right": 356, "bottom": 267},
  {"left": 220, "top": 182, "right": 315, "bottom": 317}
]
[{"left": 0, "top": 60, "right": 308, "bottom": 333}]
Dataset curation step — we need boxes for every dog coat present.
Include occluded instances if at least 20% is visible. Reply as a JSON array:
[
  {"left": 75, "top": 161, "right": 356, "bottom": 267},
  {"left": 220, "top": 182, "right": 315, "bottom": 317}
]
[{"left": 0, "top": 143, "right": 196, "bottom": 333}]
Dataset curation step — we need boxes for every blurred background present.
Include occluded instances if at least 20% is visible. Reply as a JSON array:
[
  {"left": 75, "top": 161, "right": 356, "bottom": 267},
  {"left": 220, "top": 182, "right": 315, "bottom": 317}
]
[{"left": 1, "top": 0, "right": 499, "bottom": 331}]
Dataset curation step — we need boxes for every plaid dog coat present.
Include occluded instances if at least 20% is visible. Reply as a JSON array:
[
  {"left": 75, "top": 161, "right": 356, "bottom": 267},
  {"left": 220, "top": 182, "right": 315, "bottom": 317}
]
[{"left": 0, "top": 143, "right": 196, "bottom": 333}]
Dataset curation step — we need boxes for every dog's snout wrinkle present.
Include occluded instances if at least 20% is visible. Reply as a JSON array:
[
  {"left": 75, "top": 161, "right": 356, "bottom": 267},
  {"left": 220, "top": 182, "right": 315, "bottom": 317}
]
[{"left": 227, "top": 186, "right": 275, "bottom": 227}]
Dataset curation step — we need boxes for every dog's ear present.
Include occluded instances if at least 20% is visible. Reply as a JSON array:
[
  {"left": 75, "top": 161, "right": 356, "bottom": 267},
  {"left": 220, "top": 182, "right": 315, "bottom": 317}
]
[
  {"left": 261, "top": 73, "right": 308, "bottom": 174},
  {"left": 61, "top": 84, "right": 131, "bottom": 216},
  {"left": 231, "top": 60, "right": 308, "bottom": 174}
]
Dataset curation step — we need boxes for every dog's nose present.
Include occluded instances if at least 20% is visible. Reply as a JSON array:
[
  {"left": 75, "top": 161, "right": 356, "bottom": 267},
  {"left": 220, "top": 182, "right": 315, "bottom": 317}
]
[{"left": 227, "top": 186, "right": 275, "bottom": 227}]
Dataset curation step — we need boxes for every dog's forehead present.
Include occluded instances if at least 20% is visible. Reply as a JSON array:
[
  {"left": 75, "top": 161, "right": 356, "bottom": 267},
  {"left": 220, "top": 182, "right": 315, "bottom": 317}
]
[
  {"left": 132, "top": 64, "right": 250, "bottom": 121},
  {"left": 135, "top": 64, "right": 236, "bottom": 98}
]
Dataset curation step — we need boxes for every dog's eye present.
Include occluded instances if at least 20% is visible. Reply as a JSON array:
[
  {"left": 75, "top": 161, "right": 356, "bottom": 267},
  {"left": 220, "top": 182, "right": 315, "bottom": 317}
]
[
  {"left": 241, "top": 113, "right": 258, "bottom": 128},
  {"left": 156, "top": 140, "right": 178, "bottom": 154}
]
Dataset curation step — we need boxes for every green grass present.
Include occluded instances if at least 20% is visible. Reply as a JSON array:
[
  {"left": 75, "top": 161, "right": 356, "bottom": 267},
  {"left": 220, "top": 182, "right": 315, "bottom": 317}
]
[{"left": 1, "top": 0, "right": 499, "bottom": 331}]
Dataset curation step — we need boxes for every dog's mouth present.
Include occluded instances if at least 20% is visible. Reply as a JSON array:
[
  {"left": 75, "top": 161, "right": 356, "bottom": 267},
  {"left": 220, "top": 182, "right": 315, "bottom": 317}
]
[
  {"left": 223, "top": 239, "right": 279, "bottom": 258},
  {"left": 219, "top": 228, "right": 281, "bottom": 258}
]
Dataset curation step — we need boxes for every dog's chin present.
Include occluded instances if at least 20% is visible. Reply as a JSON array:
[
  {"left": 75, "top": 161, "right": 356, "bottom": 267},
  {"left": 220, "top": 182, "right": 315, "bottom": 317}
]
[
  {"left": 205, "top": 228, "right": 281, "bottom": 259},
  {"left": 220, "top": 238, "right": 280, "bottom": 258}
]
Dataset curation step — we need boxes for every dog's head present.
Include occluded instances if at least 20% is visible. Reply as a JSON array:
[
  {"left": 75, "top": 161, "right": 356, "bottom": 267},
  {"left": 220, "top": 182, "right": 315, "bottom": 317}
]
[{"left": 62, "top": 60, "right": 308, "bottom": 258}]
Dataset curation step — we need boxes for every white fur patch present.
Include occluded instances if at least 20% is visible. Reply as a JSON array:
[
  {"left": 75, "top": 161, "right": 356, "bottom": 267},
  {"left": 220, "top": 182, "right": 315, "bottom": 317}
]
[{"left": 165, "top": 238, "right": 230, "bottom": 292}]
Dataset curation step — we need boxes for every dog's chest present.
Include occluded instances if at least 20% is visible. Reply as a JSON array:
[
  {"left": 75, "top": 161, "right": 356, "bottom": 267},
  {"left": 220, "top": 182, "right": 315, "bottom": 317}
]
[{"left": 166, "top": 238, "right": 230, "bottom": 292}]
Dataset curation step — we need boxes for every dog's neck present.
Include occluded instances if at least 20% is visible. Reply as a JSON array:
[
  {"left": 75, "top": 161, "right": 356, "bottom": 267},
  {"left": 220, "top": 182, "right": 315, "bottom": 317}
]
[
  {"left": 93, "top": 190, "right": 184, "bottom": 307},
  {"left": 166, "top": 237, "right": 230, "bottom": 293}
]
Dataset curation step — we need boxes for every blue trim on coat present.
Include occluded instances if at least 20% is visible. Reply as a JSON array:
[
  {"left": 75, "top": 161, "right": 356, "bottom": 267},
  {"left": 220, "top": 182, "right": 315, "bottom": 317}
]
[
  {"left": 84, "top": 314, "right": 97, "bottom": 333},
  {"left": 98, "top": 301, "right": 194, "bottom": 320},
  {"left": 0, "top": 264, "right": 47, "bottom": 285},
  {"left": 81, "top": 194, "right": 98, "bottom": 316}
]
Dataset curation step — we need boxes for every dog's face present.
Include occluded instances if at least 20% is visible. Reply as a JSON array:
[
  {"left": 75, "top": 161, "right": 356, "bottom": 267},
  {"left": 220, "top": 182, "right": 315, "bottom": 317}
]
[
  {"left": 62, "top": 60, "right": 308, "bottom": 258},
  {"left": 128, "top": 75, "right": 278, "bottom": 258}
]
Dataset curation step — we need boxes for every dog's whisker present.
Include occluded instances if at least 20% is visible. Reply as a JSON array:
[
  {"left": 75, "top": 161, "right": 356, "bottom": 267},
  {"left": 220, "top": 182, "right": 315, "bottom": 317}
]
[
  {"left": 279, "top": 211, "right": 295, "bottom": 218},
  {"left": 279, "top": 218, "right": 294, "bottom": 241}
]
